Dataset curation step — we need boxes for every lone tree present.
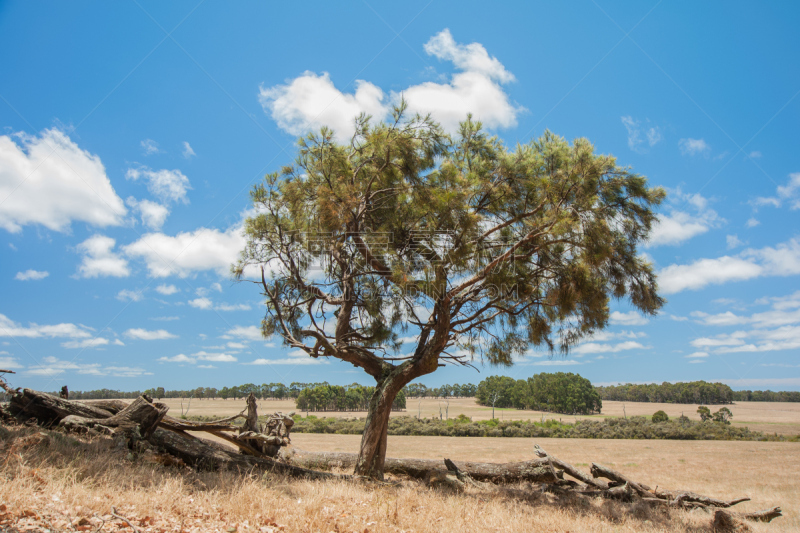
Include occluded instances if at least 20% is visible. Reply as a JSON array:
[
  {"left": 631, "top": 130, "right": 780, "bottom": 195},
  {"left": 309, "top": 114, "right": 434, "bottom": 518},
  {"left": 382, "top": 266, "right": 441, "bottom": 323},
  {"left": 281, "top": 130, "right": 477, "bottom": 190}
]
[{"left": 235, "top": 105, "right": 665, "bottom": 479}]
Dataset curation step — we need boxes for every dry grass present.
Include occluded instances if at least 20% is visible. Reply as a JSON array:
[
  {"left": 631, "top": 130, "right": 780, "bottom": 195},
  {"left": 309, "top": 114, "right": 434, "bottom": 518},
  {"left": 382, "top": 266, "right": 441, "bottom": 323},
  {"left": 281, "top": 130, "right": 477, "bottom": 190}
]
[
  {"left": 0, "top": 425, "right": 797, "bottom": 533},
  {"left": 162, "top": 397, "right": 800, "bottom": 436}
]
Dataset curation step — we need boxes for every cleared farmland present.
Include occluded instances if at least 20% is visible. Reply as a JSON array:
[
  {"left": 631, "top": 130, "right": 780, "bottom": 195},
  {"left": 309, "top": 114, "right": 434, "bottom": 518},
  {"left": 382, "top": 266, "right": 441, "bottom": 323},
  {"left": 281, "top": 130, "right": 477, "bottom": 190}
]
[{"left": 161, "top": 396, "right": 800, "bottom": 436}]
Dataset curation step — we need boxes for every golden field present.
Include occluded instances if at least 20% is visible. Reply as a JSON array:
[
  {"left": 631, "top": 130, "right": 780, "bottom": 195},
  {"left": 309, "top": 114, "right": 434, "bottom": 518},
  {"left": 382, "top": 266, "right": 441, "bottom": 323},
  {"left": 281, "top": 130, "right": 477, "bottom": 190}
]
[
  {"left": 161, "top": 396, "right": 800, "bottom": 436},
  {"left": 0, "top": 425, "right": 797, "bottom": 533}
]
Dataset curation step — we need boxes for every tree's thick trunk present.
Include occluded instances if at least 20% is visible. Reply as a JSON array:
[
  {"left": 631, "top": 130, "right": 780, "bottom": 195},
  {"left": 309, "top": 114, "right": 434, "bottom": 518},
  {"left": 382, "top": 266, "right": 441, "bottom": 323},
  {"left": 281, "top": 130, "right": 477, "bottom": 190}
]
[{"left": 353, "top": 374, "right": 399, "bottom": 479}]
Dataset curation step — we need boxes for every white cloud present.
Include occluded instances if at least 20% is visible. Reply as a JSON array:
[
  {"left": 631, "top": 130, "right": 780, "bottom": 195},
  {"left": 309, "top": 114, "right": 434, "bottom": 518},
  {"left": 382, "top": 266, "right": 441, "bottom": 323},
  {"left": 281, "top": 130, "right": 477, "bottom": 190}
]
[
  {"left": 155, "top": 284, "right": 179, "bottom": 295},
  {"left": 746, "top": 217, "right": 760, "bottom": 228},
  {"left": 215, "top": 303, "right": 251, "bottom": 312},
  {"left": 245, "top": 357, "right": 326, "bottom": 365},
  {"left": 15, "top": 269, "right": 49, "bottom": 281},
  {"left": 158, "top": 351, "right": 237, "bottom": 364},
  {"left": 126, "top": 167, "right": 191, "bottom": 204},
  {"left": 182, "top": 141, "right": 196, "bottom": 159},
  {"left": 0, "top": 356, "right": 23, "bottom": 369},
  {"left": 227, "top": 342, "right": 247, "bottom": 349},
  {"left": 679, "top": 138, "right": 710, "bottom": 156},
  {"left": 141, "top": 139, "right": 160, "bottom": 155},
  {"left": 0, "top": 129, "right": 126, "bottom": 233},
  {"left": 609, "top": 311, "right": 649, "bottom": 326},
  {"left": 691, "top": 311, "right": 749, "bottom": 326},
  {"left": 24, "top": 356, "right": 149, "bottom": 377},
  {"left": 647, "top": 191, "right": 721, "bottom": 247},
  {"left": 620, "top": 116, "right": 662, "bottom": 152},
  {"left": 124, "top": 328, "right": 177, "bottom": 340},
  {"left": 685, "top": 351, "right": 709, "bottom": 358},
  {"left": 573, "top": 340, "right": 646, "bottom": 355},
  {"left": 658, "top": 256, "right": 763, "bottom": 294},
  {"left": 726, "top": 234, "right": 744, "bottom": 249},
  {"left": 117, "top": 289, "right": 144, "bottom": 302},
  {"left": 0, "top": 313, "right": 91, "bottom": 339},
  {"left": 61, "top": 337, "right": 110, "bottom": 349},
  {"left": 749, "top": 151, "right": 762, "bottom": 159},
  {"left": 754, "top": 173, "right": 800, "bottom": 210},
  {"left": 76, "top": 234, "right": 130, "bottom": 278},
  {"left": 188, "top": 297, "right": 213, "bottom": 310},
  {"left": 258, "top": 29, "right": 521, "bottom": 141},
  {"left": 224, "top": 325, "right": 263, "bottom": 341},
  {"left": 123, "top": 225, "right": 244, "bottom": 278},
  {"left": 126, "top": 197, "right": 170, "bottom": 230}
]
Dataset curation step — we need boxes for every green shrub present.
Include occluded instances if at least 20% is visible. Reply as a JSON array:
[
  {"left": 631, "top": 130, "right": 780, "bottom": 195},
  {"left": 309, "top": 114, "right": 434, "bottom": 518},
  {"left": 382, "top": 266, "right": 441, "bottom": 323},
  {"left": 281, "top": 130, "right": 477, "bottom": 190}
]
[{"left": 651, "top": 410, "right": 669, "bottom": 423}]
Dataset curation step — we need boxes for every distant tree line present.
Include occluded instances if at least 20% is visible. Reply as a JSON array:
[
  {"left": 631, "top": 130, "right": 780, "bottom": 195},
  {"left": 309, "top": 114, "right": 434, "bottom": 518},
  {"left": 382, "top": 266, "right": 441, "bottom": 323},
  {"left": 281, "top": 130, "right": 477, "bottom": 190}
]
[
  {"left": 731, "top": 390, "right": 800, "bottom": 402},
  {"left": 404, "top": 383, "right": 477, "bottom": 398},
  {"left": 296, "top": 383, "right": 406, "bottom": 412},
  {"left": 595, "top": 381, "right": 735, "bottom": 404},
  {"left": 475, "top": 373, "right": 602, "bottom": 415}
]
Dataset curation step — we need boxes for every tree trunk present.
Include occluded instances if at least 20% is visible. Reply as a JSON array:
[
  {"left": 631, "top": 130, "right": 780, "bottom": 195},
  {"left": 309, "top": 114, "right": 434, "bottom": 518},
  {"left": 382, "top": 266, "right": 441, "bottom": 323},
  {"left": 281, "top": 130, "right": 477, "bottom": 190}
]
[{"left": 353, "top": 374, "right": 397, "bottom": 479}]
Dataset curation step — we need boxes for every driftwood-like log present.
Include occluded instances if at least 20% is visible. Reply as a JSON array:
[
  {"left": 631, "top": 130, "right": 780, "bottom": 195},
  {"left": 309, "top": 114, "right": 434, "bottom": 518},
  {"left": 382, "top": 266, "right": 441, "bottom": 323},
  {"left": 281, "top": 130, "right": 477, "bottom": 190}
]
[
  {"left": 149, "top": 428, "right": 340, "bottom": 480},
  {"left": 737, "top": 507, "right": 783, "bottom": 523},
  {"left": 9, "top": 388, "right": 114, "bottom": 424},
  {"left": 78, "top": 399, "right": 131, "bottom": 414},
  {"left": 653, "top": 488, "right": 750, "bottom": 508},
  {"left": 286, "top": 449, "right": 560, "bottom": 483},
  {"left": 590, "top": 463, "right": 652, "bottom": 495},
  {"left": 159, "top": 414, "right": 245, "bottom": 432},
  {"left": 534, "top": 444, "right": 608, "bottom": 489},
  {"left": 60, "top": 396, "right": 168, "bottom": 439}
]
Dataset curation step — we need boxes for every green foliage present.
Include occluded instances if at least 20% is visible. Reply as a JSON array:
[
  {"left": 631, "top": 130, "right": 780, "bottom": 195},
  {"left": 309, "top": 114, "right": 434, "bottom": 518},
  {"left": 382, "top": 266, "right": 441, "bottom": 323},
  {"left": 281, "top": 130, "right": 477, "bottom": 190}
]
[
  {"left": 731, "top": 389, "right": 800, "bottom": 402},
  {"left": 596, "top": 381, "right": 734, "bottom": 404},
  {"left": 697, "top": 405, "right": 712, "bottom": 422},
  {"left": 290, "top": 414, "right": 792, "bottom": 441},
  {"left": 712, "top": 406, "right": 733, "bottom": 424},
  {"left": 475, "top": 372, "right": 601, "bottom": 415},
  {"left": 651, "top": 410, "right": 669, "bottom": 423},
  {"left": 296, "top": 383, "right": 406, "bottom": 412}
]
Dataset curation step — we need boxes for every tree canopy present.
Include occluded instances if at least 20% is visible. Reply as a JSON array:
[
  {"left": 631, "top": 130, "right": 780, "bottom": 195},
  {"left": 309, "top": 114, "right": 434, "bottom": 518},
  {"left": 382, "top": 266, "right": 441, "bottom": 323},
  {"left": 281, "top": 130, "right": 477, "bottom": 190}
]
[{"left": 235, "top": 105, "right": 665, "bottom": 478}]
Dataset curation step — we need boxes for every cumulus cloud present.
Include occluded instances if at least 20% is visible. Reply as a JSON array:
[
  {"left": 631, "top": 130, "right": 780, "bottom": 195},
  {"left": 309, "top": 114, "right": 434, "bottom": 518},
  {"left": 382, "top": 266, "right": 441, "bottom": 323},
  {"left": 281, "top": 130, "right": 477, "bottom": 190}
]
[
  {"left": 726, "top": 234, "right": 744, "bottom": 249},
  {"left": 245, "top": 357, "right": 326, "bottom": 365},
  {"left": 61, "top": 337, "right": 110, "bottom": 349},
  {"left": 15, "top": 269, "right": 48, "bottom": 281},
  {"left": 124, "top": 225, "right": 245, "bottom": 278},
  {"left": 116, "top": 289, "right": 144, "bottom": 302},
  {"left": 188, "top": 297, "right": 213, "bottom": 310},
  {"left": 24, "top": 356, "right": 150, "bottom": 377},
  {"left": 573, "top": 340, "right": 646, "bottom": 355},
  {"left": 76, "top": 234, "right": 130, "bottom": 278},
  {"left": 258, "top": 29, "right": 521, "bottom": 141},
  {"left": 182, "top": 141, "right": 196, "bottom": 159},
  {"left": 647, "top": 191, "right": 722, "bottom": 247},
  {"left": 0, "top": 313, "right": 92, "bottom": 339},
  {"left": 215, "top": 303, "right": 252, "bottom": 312},
  {"left": 0, "top": 129, "right": 126, "bottom": 233},
  {"left": 679, "top": 138, "right": 710, "bottom": 156},
  {"left": 620, "top": 116, "right": 662, "bottom": 152},
  {"left": 140, "top": 139, "right": 160, "bottom": 155},
  {"left": 0, "top": 356, "right": 23, "bottom": 369},
  {"left": 126, "top": 197, "right": 170, "bottom": 230},
  {"left": 223, "top": 325, "right": 263, "bottom": 341},
  {"left": 124, "top": 328, "right": 177, "bottom": 340},
  {"left": 155, "top": 284, "right": 179, "bottom": 295},
  {"left": 158, "top": 350, "right": 237, "bottom": 364},
  {"left": 753, "top": 173, "right": 800, "bottom": 211},
  {"left": 609, "top": 311, "right": 649, "bottom": 326},
  {"left": 685, "top": 351, "right": 709, "bottom": 358},
  {"left": 126, "top": 167, "right": 191, "bottom": 204}
]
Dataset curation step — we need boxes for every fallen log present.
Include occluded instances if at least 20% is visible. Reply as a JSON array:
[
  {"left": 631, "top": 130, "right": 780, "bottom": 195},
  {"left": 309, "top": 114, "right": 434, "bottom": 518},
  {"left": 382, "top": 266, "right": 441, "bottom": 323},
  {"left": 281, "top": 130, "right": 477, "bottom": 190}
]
[
  {"left": 286, "top": 449, "right": 560, "bottom": 483},
  {"left": 149, "top": 427, "right": 341, "bottom": 480},
  {"left": 60, "top": 396, "right": 169, "bottom": 439},
  {"left": 653, "top": 488, "right": 750, "bottom": 508},
  {"left": 590, "top": 463, "right": 651, "bottom": 496},
  {"left": 534, "top": 444, "right": 608, "bottom": 489},
  {"left": 8, "top": 388, "right": 114, "bottom": 424}
]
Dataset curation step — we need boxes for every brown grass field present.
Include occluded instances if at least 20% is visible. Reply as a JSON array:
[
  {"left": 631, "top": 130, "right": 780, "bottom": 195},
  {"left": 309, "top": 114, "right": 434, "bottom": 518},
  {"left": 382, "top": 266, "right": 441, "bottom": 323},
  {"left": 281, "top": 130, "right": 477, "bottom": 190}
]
[
  {"left": 164, "top": 397, "right": 800, "bottom": 436},
  {"left": 0, "top": 424, "right": 798, "bottom": 533}
]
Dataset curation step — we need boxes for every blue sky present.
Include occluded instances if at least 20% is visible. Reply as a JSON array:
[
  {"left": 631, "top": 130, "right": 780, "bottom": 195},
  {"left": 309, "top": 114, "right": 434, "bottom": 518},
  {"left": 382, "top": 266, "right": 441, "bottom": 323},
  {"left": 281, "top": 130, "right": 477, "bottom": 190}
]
[{"left": 1, "top": 2, "right": 799, "bottom": 393}]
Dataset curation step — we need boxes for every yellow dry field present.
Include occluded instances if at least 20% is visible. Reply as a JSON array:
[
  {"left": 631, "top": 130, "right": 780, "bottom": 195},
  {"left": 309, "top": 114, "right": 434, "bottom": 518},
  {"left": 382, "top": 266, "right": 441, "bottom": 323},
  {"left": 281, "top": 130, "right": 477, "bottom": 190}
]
[
  {"left": 163, "top": 397, "right": 800, "bottom": 435},
  {"left": 1, "top": 426, "right": 798, "bottom": 533}
]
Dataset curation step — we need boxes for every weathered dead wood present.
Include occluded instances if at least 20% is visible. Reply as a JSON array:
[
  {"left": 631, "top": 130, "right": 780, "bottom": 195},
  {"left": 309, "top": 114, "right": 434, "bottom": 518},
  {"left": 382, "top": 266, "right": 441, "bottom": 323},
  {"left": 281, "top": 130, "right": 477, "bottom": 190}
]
[
  {"left": 534, "top": 444, "right": 608, "bottom": 489},
  {"left": 159, "top": 413, "right": 245, "bottom": 432},
  {"left": 8, "top": 388, "right": 114, "bottom": 424},
  {"left": 653, "top": 488, "right": 750, "bottom": 508},
  {"left": 590, "top": 463, "right": 652, "bottom": 496},
  {"left": 286, "top": 449, "right": 560, "bottom": 483},
  {"left": 60, "top": 396, "right": 168, "bottom": 439},
  {"left": 149, "top": 427, "right": 341, "bottom": 480},
  {"left": 736, "top": 507, "right": 783, "bottom": 523},
  {"left": 77, "top": 399, "right": 131, "bottom": 414}
]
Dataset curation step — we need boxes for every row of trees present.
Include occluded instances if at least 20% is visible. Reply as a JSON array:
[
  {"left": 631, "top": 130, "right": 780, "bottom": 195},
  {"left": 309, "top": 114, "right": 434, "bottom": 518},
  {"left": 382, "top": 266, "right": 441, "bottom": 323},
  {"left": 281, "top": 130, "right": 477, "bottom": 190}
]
[
  {"left": 404, "top": 383, "right": 477, "bottom": 399},
  {"left": 475, "top": 373, "right": 602, "bottom": 415},
  {"left": 595, "top": 381, "right": 735, "bottom": 405},
  {"left": 296, "top": 384, "right": 406, "bottom": 412},
  {"left": 35, "top": 380, "right": 800, "bottom": 405}
]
